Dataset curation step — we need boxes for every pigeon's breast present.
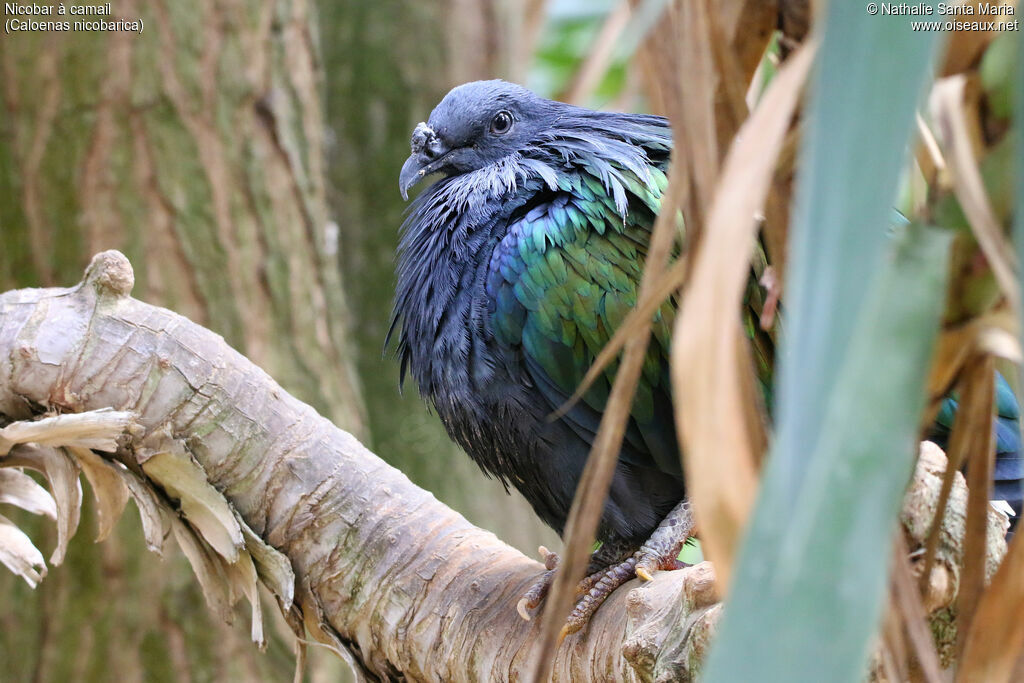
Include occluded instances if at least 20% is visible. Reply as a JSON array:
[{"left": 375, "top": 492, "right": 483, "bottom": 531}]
[{"left": 394, "top": 191, "right": 515, "bottom": 403}]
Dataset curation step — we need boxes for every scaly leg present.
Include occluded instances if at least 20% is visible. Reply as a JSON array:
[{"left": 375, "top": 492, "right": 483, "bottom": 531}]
[
  {"left": 563, "top": 500, "right": 695, "bottom": 638},
  {"left": 516, "top": 499, "right": 696, "bottom": 637}
]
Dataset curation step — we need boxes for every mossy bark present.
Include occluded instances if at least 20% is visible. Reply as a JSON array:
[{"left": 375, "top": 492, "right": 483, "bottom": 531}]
[{"left": 0, "top": 1, "right": 361, "bottom": 679}]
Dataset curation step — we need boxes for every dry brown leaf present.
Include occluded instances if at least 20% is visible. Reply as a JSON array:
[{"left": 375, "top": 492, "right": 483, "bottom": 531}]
[
  {"left": 881, "top": 601, "right": 909, "bottom": 683},
  {"left": 0, "top": 512, "right": 46, "bottom": 587},
  {"left": 956, "top": 356, "right": 996, "bottom": 653},
  {"left": 716, "top": 0, "right": 779, "bottom": 82},
  {"left": 138, "top": 430, "right": 244, "bottom": 563},
  {"left": 14, "top": 445, "right": 81, "bottom": 565},
  {"left": 918, "top": 357, "right": 997, "bottom": 601},
  {"left": 69, "top": 445, "right": 130, "bottom": 542},
  {"left": 225, "top": 548, "right": 266, "bottom": 649},
  {"left": 759, "top": 127, "right": 799, "bottom": 286},
  {"left": 563, "top": 258, "right": 686, "bottom": 415},
  {"left": 958, "top": 524, "right": 1024, "bottom": 681},
  {"left": 892, "top": 536, "right": 944, "bottom": 683},
  {"left": 672, "top": 41, "right": 815, "bottom": 589},
  {"left": 929, "top": 310, "right": 1021, "bottom": 402},
  {"left": 299, "top": 588, "right": 374, "bottom": 682},
  {"left": 530, "top": 177, "right": 686, "bottom": 681},
  {"left": 0, "top": 408, "right": 134, "bottom": 455},
  {"left": 0, "top": 467, "right": 57, "bottom": 520},
  {"left": 705, "top": 2, "right": 750, "bottom": 143},
  {"left": 629, "top": 0, "right": 684, "bottom": 119},
  {"left": 569, "top": 11, "right": 799, "bottom": 426},
  {"left": 119, "top": 466, "right": 171, "bottom": 555},
  {"left": 532, "top": 53, "right": 695, "bottom": 682},
  {"left": 912, "top": 439, "right": 1009, "bottom": 619},
  {"left": 919, "top": 432, "right": 971, "bottom": 597},
  {"left": 939, "top": 2, "right": 1006, "bottom": 76},
  {"left": 931, "top": 75, "right": 1020, "bottom": 311},
  {"left": 239, "top": 518, "right": 296, "bottom": 611},
  {"left": 676, "top": 0, "right": 719, "bottom": 229},
  {"left": 0, "top": 414, "right": 280, "bottom": 649},
  {"left": 915, "top": 112, "right": 946, "bottom": 187},
  {"left": 978, "top": 326, "right": 1022, "bottom": 362},
  {"left": 170, "top": 514, "right": 235, "bottom": 624}
]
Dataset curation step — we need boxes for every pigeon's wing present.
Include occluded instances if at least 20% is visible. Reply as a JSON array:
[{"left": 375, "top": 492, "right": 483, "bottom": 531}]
[{"left": 484, "top": 165, "right": 683, "bottom": 478}]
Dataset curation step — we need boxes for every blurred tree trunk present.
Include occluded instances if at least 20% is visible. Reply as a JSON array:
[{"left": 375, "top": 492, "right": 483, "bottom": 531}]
[
  {"left": 0, "top": 0, "right": 360, "bottom": 679},
  {"left": 317, "top": 0, "right": 556, "bottom": 554}
]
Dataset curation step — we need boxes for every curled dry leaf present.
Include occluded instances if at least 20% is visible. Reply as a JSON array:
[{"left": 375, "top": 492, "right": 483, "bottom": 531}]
[
  {"left": 138, "top": 429, "right": 244, "bottom": 563},
  {"left": 0, "top": 512, "right": 46, "bottom": 587},
  {"left": 171, "top": 514, "right": 236, "bottom": 623},
  {"left": 226, "top": 549, "right": 266, "bottom": 649},
  {"left": 0, "top": 467, "right": 57, "bottom": 519},
  {"left": 5, "top": 444, "right": 83, "bottom": 565},
  {"left": 0, "top": 405, "right": 283, "bottom": 651},
  {"left": 958, "top": 524, "right": 1024, "bottom": 682},
  {"left": 119, "top": 465, "right": 172, "bottom": 555},
  {"left": 928, "top": 310, "right": 1020, "bottom": 402},
  {"left": 958, "top": 357, "right": 996, "bottom": 645},
  {"left": 930, "top": 75, "right": 1019, "bottom": 312},
  {"left": 68, "top": 445, "right": 130, "bottom": 542},
  {"left": 297, "top": 588, "right": 375, "bottom": 683},
  {"left": 0, "top": 408, "right": 134, "bottom": 455},
  {"left": 239, "top": 519, "right": 295, "bottom": 611}
]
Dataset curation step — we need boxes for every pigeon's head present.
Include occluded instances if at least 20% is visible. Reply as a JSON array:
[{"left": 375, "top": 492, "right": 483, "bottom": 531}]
[{"left": 399, "top": 80, "right": 555, "bottom": 199}]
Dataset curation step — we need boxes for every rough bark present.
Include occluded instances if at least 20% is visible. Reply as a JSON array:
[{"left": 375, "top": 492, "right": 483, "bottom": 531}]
[
  {"left": 0, "top": 0, "right": 363, "bottom": 431},
  {"left": 1, "top": 252, "right": 1009, "bottom": 681},
  {"left": 0, "top": 1, "right": 361, "bottom": 678}
]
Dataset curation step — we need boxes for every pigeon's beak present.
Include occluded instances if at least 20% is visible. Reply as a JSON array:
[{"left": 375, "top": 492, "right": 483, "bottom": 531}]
[
  {"left": 399, "top": 153, "right": 430, "bottom": 201},
  {"left": 399, "top": 122, "right": 450, "bottom": 200}
]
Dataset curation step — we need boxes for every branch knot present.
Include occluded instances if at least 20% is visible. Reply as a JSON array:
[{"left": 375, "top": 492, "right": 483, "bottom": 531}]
[{"left": 84, "top": 250, "right": 135, "bottom": 298}]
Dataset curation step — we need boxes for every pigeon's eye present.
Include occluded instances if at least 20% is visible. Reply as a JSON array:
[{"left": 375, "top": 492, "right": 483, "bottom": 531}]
[{"left": 490, "top": 110, "right": 513, "bottom": 135}]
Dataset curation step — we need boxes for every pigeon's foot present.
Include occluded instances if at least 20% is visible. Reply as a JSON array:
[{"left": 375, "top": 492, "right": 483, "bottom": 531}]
[
  {"left": 515, "top": 541, "right": 632, "bottom": 621},
  {"left": 563, "top": 500, "right": 695, "bottom": 638},
  {"left": 517, "top": 500, "right": 696, "bottom": 638}
]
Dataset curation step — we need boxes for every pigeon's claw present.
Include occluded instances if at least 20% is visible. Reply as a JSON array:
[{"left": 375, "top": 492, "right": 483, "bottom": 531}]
[{"left": 517, "top": 547, "right": 561, "bottom": 621}]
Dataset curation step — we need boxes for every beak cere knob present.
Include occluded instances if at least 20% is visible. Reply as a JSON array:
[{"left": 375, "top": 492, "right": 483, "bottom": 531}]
[
  {"left": 411, "top": 122, "right": 435, "bottom": 155},
  {"left": 400, "top": 122, "right": 448, "bottom": 200}
]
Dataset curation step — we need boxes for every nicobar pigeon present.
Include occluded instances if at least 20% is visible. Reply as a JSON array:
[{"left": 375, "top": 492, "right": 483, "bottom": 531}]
[{"left": 389, "top": 80, "right": 1023, "bottom": 635}]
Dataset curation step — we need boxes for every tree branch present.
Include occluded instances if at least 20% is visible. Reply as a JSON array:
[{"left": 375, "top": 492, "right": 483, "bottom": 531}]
[
  {"left": 0, "top": 251, "right": 1008, "bottom": 680},
  {"left": 0, "top": 252, "right": 720, "bottom": 681}
]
